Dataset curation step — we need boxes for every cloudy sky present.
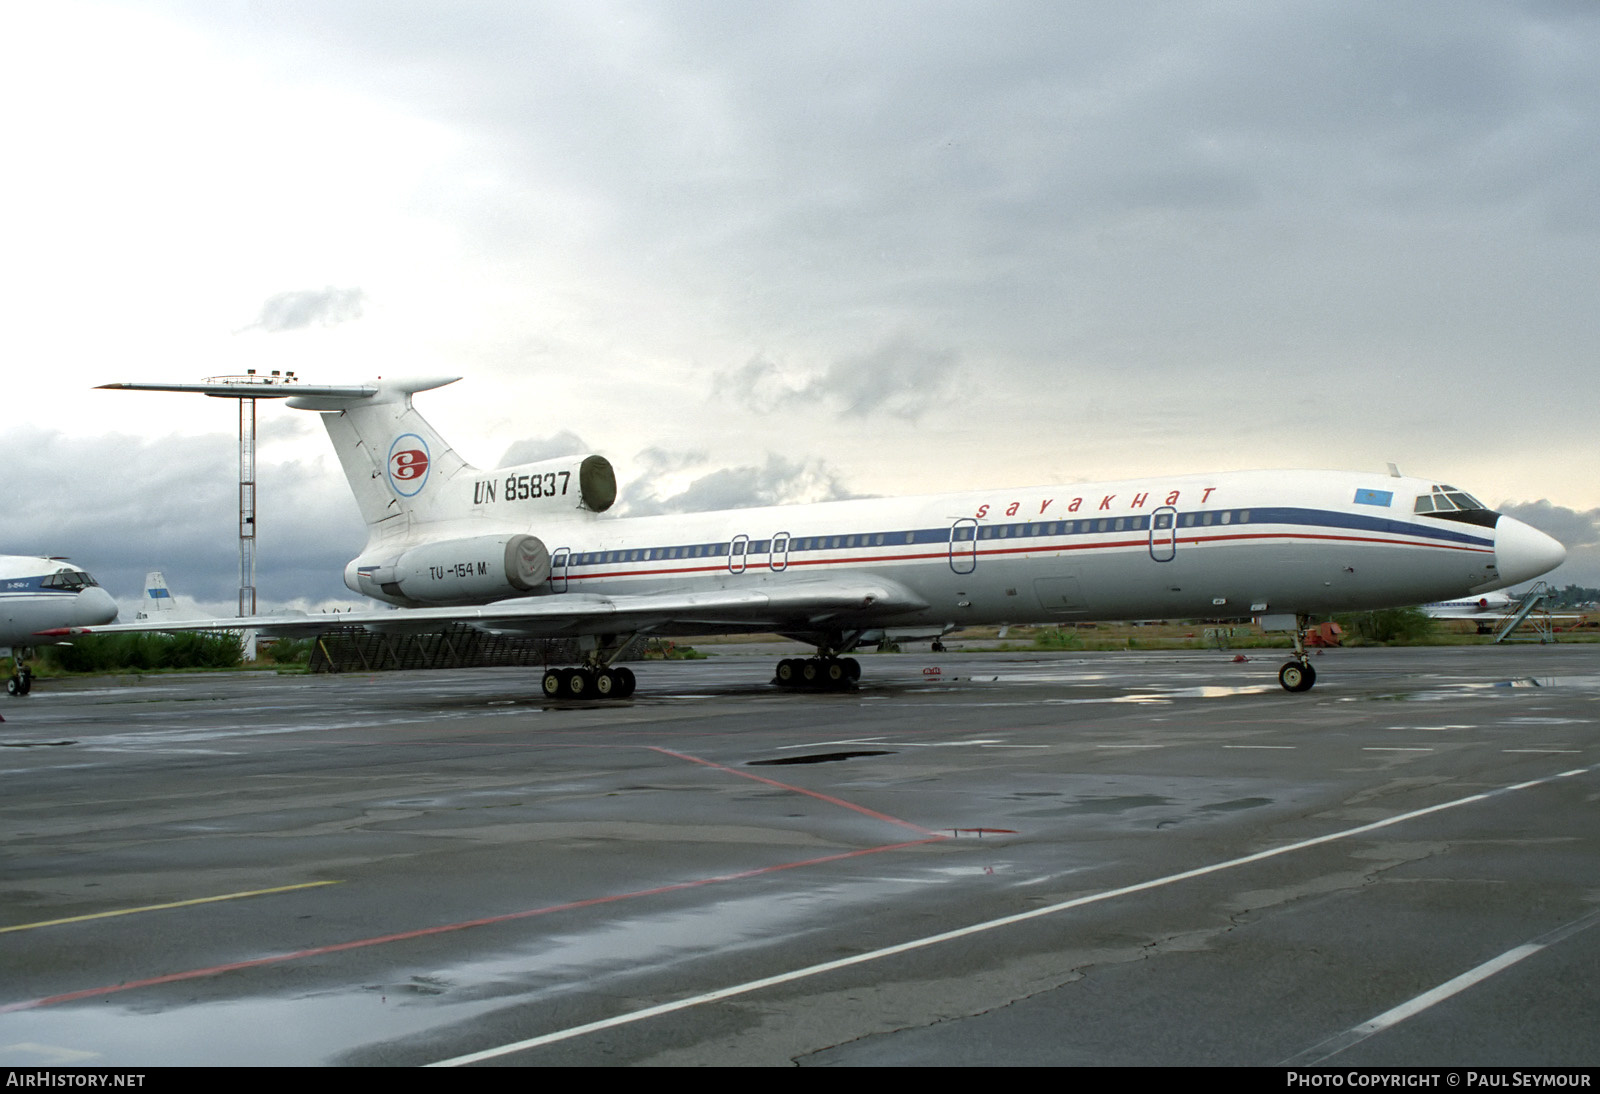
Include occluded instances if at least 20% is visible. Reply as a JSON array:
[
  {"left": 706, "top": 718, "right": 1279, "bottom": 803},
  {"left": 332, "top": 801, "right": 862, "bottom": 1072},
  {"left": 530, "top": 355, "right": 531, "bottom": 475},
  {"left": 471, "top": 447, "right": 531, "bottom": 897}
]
[{"left": 2, "top": 1, "right": 1597, "bottom": 615}]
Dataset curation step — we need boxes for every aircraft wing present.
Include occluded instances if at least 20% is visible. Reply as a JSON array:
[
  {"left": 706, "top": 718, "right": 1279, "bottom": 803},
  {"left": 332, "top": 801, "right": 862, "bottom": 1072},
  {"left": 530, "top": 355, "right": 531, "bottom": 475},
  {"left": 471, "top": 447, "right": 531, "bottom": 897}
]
[{"left": 38, "top": 576, "right": 930, "bottom": 642}]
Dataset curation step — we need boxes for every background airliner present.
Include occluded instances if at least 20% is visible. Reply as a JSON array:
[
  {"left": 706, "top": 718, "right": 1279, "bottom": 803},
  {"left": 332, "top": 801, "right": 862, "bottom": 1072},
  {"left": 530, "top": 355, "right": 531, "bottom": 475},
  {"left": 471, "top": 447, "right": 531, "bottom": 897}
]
[
  {"left": 1, "top": 554, "right": 119, "bottom": 695},
  {"left": 1423, "top": 592, "right": 1516, "bottom": 619},
  {"left": 80, "top": 376, "right": 1567, "bottom": 697}
]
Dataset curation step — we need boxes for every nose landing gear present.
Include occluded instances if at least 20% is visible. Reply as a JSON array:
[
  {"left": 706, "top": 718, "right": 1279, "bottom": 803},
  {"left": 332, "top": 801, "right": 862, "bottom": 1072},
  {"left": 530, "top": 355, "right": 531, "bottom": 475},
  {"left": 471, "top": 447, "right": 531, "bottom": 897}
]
[
  {"left": 1277, "top": 616, "right": 1317, "bottom": 693},
  {"left": 6, "top": 653, "right": 32, "bottom": 697}
]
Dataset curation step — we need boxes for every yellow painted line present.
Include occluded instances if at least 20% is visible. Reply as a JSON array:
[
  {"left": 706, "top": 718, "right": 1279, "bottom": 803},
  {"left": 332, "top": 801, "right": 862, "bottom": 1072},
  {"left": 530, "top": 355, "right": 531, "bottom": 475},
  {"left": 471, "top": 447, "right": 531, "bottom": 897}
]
[{"left": 0, "top": 880, "right": 341, "bottom": 934}]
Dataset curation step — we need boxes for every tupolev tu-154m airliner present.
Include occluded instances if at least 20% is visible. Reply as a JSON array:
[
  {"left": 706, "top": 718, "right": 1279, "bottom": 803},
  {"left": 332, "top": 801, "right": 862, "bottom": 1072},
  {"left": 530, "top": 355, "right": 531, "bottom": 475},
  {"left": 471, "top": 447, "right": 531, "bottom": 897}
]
[{"left": 68, "top": 376, "right": 1566, "bottom": 698}]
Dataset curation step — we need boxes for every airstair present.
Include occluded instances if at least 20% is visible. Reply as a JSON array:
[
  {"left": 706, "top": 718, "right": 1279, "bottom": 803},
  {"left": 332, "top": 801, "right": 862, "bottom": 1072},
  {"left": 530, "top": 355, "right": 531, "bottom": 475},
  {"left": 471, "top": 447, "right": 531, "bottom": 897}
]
[{"left": 1492, "top": 582, "right": 1556, "bottom": 644}]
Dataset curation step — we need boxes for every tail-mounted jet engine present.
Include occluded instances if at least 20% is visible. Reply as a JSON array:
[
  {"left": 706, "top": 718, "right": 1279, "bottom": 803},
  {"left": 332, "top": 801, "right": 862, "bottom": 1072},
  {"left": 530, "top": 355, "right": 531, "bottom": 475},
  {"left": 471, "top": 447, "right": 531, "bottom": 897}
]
[
  {"left": 464, "top": 455, "right": 616, "bottom": 515},
  {"left": 346, "top": 534, "right": 552, "bottom": 606}
]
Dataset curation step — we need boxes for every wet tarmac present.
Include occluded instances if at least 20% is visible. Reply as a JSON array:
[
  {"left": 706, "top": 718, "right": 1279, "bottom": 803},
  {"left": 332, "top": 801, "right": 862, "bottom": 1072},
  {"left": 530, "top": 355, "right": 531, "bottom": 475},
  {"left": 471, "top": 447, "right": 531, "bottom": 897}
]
[{"left": 1, "top": 645, "right": 1596, "bottom": 1066}]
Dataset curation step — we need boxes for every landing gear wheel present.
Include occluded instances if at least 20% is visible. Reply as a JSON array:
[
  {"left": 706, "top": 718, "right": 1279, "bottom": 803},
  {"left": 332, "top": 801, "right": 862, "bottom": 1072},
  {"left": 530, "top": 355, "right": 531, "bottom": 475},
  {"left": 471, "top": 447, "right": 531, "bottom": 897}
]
[
  {"left": 563, "top": 668, "right": 591, "bottom": 700},
  {"left": 6, "top": 676, "right": 19, "bottom": 697},
  {"left": 800, "top": 660, "right": 820, "bottom": 687},
  {"left": 613, "top": 666, "right": 636, "bottom": 699},
  {"left": 775, "top": 659, "right": 799, "bottom": 687},
  {"left": 1278, "top": 660, "right": 1316, "bottom": 693},
  {"left": 594, "top": 668, "right": 618, "bottom": 698},
  {"left": 823, "top": 660, "right": 847, "bottom": 687},
  {"left": 841, "top": 657, "right": 861, "bottom": 682},
  {"left": 542, "top": 668, "right": 565, "bottom": 699}
]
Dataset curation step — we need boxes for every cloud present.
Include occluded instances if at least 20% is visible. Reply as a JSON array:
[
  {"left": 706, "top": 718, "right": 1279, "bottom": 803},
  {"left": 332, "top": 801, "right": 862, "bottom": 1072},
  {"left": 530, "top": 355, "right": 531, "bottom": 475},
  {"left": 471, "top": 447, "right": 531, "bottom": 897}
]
[
  {"left": 621, "top": 451, "right": 864, "bottom": 516},
  {"left": 246, "top": 287, "right": 366, "bottom": 332},
  {"left": 1499, "top": 499, "right": 1600, "bottom": 550},
  {"left": 0, "top": 428, "right": 364, "bottom": 614},
  {"left": 720, "top": 335, "right": 961, "bottom": 421},
  {"left": 498, "top": 431, "right": 593, "bottom": 466},
  {"left": 1499, "top": 499, "right": 1600, "bottom": 588}
]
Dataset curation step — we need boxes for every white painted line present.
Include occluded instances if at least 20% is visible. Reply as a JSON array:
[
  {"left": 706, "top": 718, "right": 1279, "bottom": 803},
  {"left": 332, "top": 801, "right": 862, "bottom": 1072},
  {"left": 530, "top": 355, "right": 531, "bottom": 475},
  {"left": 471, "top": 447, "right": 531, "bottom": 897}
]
[
  {"left": 1503, "top": 749, "right": 1581, "bottom": 754},
  {"left": 428, "top": 762, "right": 1595, "bottom": 1067},
  {"left": 1095, "top": 744, "right": 1165, "bottom": 750},
  {"left": 1285, "top": 907, "right": 1600, "bottom": 1065},
  {"left": 1223, "top": 745, "right": 1296, "bottom": 750},
  {"left": 778, "top": 738, "right": 888, "bottom": 750},
  {"left": 1363, "top": 747, "right": 1433, "bottom": 752}
]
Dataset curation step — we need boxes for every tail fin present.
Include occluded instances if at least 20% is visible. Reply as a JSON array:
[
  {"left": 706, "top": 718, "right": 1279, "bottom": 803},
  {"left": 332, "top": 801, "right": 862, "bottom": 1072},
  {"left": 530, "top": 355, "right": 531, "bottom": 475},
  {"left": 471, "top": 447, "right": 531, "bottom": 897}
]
[
  {"left": 288, "top": 376, "right": 618, "bottom": 545},
  {"left": 136, "top": 572, "right": 175, "bottom": 620},
  {"left": 287, "top": 377, "right": 473, "bottom": 537}
]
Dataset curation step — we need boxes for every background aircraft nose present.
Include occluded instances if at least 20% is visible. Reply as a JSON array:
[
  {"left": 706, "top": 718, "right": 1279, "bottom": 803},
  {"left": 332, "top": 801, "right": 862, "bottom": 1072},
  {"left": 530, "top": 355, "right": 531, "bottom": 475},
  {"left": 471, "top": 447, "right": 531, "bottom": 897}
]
[
  {"left": 1495, "top": 516, "right": 1566, "bottom": 586},
  {"left": 75, "top": 587, "right": 120, "bottom": 627}
]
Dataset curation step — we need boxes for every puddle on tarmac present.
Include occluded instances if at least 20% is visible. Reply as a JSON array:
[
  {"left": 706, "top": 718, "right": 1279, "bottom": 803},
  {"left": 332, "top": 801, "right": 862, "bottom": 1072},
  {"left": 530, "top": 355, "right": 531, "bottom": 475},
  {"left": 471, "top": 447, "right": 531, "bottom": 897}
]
[{"left": 0, "top": 874, "right": 980, "bottom": 1066}]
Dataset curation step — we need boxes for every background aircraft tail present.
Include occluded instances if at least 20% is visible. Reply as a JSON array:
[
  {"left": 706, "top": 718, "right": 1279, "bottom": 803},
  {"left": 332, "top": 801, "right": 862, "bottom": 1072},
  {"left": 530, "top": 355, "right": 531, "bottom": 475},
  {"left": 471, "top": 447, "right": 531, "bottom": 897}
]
[{"left": 135, "top": 571, "right": 177, "bottom": 620}]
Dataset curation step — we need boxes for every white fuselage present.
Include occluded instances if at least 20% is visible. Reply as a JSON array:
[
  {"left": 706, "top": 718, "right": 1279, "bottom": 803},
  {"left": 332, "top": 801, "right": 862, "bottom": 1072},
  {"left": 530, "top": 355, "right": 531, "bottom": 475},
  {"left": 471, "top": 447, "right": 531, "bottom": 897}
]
[
  {"left": 365, "top": 469, "right": 1553, "bottom": 636},
  {"left": 0, "top": 556, "right": 119, "bottom": 653}
]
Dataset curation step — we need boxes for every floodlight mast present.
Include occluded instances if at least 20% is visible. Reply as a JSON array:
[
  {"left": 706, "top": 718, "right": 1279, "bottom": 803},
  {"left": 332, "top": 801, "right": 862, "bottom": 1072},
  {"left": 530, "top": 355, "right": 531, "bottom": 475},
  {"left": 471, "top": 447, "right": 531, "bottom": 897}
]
[
  {"left": 195, "top": 370, "right": 301, "bottom": 619},
  {"left": 98, "top": 369, "right": 326, "bottom": 625},
  {"left": 98, "top": 374, "right": 380, "bottom": 628}
]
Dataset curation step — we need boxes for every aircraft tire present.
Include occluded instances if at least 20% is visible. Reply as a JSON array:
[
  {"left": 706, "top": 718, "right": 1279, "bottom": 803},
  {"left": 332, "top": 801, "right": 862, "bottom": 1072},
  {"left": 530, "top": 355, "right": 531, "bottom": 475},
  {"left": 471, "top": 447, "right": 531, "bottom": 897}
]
[
  {"left": 800, "top": 660, "right": 820, "bottom": 687},
  {"left": 564, "top": 668, "right": 590, "bottom": 700},
  {"left": 823, "top": 660, "right": 847, "bottom": 688},
  {"left": 5, "top": 676, "right": 18, "bottom": 697},
  {"left": 775, "top": 659, "right": 799, "bottom": 687},
  {"left": 842, "top": 657, "right": 861, "bottom": 682},
  {"left": 614, "top": 666, "right": 636, "bottom": 698},
  {"left": 1278, "top": 660, "right": 1316, "bottom": 693},
  {"left": 542, "top": 669, "right": 564, "bottom": 699},
  {"left": 594, "top": 669, "right": 617, "bottom": 698}
]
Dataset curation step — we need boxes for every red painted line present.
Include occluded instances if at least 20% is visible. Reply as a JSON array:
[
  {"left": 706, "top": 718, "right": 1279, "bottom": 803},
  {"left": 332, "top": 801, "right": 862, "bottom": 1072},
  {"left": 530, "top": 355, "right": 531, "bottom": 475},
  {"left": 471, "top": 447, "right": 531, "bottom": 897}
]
[
  {"left": 0, "top": 839, "right": 942, "bottom": 1014},
  {"left": 1, "top": 748, "right": 949, "bottom": 1014},
  {"left": 648, "top": 746, "right": 944, "bottom": 837}
]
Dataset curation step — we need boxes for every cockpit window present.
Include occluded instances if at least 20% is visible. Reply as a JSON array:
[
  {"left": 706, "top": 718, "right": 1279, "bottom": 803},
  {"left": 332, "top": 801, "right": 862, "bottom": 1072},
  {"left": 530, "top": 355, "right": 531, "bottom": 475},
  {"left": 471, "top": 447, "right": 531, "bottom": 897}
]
[
  {"left": 42, "top": 570, "right": 98, "bottom": 591},
  {"left": 1415, "top": 485, "right": 1487, "bottom": 514}
]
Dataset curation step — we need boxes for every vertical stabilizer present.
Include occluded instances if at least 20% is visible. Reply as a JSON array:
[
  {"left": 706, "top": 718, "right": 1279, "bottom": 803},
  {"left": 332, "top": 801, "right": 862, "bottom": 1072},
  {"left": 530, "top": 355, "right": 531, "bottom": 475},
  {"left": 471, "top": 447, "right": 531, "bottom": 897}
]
[
  {"left": 287, "top": 377, "right": 473, "bottom": 539},
  {"left": 136, "top": 572, "right": 175, "bottom": 620}
]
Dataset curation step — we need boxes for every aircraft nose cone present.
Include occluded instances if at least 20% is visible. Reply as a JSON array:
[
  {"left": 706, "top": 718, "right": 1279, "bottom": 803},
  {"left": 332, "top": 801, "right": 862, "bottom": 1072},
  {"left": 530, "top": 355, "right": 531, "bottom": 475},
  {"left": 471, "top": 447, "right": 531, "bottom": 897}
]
[
  {"left": 75, "top": 587, "right": 119, "bottom": 627},
  {"left": 1494, "top": 516, "right": 1566, "bottom": 586}
]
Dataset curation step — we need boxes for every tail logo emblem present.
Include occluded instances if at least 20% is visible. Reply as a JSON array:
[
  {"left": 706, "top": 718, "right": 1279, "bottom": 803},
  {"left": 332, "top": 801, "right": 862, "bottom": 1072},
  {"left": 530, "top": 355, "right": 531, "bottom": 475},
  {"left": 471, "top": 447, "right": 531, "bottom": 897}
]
[{"left": 387, "top": 434, "right": 431, "bottom": 497}]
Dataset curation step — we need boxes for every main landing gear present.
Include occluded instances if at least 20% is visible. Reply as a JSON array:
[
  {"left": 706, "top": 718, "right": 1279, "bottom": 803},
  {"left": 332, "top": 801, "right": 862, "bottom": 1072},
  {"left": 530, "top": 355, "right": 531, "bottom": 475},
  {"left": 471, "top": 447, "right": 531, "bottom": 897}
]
[
  {"left": 1277, "top": 615, "right": 1317, "bottom": 693},
  {"left": 539, "top": 633, "right": 641, "bottom": 701},
  {"left": 774, "top": 656, "right": 861, "bottom": 691},
  {"left": 541, "top": 664, "right": 636, "bottom": 701}
]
